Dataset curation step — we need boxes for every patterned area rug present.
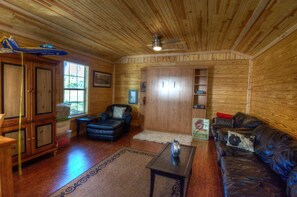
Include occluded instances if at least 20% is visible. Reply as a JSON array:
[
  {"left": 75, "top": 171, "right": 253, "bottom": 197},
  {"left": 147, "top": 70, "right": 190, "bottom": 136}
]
[
  {"left": 49, "top": 148, "right": 180, "bottom": 197},
  {"left": 133, "top": 130, "right": 192, "bottom": 145}
]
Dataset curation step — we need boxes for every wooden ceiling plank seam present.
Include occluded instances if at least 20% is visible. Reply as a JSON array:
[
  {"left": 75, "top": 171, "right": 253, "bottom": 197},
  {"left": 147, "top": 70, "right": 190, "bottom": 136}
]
[{"left": 231, "top": 0, "right": 270, "bottom": 50}]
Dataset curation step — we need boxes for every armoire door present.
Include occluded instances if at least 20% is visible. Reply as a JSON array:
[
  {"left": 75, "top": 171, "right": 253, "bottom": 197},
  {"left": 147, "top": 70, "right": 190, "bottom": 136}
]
[
  {"left": 31, "top": 119, "right": 56, "bottom": 154},
  {"left": 32, "top": 64, "right": 56, "bottom": 121},
  {"left": 0, "top": 59, "right": 32, "bottom": 126},
  {"left": 1, "top": 123, "right": 32, "bottom": 162}
]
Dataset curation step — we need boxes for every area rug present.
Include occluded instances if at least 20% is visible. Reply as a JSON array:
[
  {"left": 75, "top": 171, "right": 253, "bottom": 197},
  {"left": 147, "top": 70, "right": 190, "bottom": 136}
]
[
  {"left": 49, "top": 148, "right": 180, "bottom": 197},
  {"left": 133, "top": 130, "right": 192, "bottom": 146}
]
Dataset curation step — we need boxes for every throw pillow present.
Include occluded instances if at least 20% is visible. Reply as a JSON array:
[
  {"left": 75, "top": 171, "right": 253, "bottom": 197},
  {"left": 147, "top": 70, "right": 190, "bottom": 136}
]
[
  {"left": 213, "top": 117, "right": 233, "bottom": 127},
  {"left": 113, "top": 106, "right": 126, "bottom": 118},
  {"left": 217, "top": 112, "right": 233, "bottom": 119},
  {"left": 227, "top": 131, "right": 255, "bottom": 152}
]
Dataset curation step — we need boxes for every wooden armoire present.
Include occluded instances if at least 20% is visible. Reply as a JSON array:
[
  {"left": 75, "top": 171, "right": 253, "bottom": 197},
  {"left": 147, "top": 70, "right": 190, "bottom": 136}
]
[
  {"left": 144, "top": 67, "right": 193, "bottom": 134},
  {"left": 0, "top": 54, "right": 58, "bottom": 165}
]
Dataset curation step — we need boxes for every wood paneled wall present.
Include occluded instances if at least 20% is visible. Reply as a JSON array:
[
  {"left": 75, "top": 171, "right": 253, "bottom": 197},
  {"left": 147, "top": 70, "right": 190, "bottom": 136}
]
[
  {"left": 114, "top": 51, "right": 249, "bottom": 126},
  {"left": 250, "top": 30, "right": 297, "bottom": 139}
]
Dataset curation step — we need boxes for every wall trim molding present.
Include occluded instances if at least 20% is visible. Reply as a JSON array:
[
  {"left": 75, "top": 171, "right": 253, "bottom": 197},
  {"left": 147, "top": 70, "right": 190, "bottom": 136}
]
[{"left": 115, "top": 50, "right": 251, "bottom": 64}]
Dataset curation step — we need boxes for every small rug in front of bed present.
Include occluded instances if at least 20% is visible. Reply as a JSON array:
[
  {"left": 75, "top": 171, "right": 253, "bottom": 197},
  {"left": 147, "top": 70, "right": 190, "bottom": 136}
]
[
  {"left": 49, "top": 148, "right": 180, "bottom": 197},
  {"left": 133, "top": 130, "right": 192, "bottom": 145}
]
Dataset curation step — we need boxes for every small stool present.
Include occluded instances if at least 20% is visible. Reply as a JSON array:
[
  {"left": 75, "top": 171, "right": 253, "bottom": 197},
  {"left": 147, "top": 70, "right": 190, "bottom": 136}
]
[{"left": 87, "top": 120, "right": 124, "bottom": 141}]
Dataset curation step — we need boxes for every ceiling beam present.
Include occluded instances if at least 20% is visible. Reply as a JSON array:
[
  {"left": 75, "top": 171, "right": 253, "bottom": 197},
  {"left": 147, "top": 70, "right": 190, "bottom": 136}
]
[{"left": 231, "top": 0, "right": 270, "bottom": 50}]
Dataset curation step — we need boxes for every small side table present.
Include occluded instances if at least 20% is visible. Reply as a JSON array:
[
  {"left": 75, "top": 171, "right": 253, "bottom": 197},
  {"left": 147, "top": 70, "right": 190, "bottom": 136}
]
[{"left": 76, "top": 116, "right": 98, "bottom": 137}]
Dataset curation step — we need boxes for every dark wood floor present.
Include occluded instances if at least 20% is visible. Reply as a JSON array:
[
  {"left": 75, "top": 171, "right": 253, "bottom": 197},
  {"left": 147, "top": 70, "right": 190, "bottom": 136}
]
[{"left": 13, "top": 127, "right": 223, "bottom": 197}]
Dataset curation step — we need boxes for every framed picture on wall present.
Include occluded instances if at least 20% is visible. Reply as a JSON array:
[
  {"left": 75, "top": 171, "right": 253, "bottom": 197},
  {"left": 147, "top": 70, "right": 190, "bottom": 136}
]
[
  {"left": 129, "top": 90, "right": 138, "bottom": 104},
  {"left": 192, "top": 118, "right": 210, "bottom": 140},
  {"left": 93, "top": 71, "right": 112, "bottom": 88}
]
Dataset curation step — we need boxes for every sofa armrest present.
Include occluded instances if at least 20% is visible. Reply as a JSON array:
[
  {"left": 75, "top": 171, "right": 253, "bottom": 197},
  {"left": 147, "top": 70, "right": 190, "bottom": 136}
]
[
  {"left": 122, "top": 111, "right": 132, "bottom": 124},
  {"left": 216, "top": 141, "right": 234, "bottom": 157}
]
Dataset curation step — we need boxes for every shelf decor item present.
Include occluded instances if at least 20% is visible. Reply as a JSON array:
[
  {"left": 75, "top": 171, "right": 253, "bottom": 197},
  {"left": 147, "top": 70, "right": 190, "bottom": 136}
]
[
  {"left": 192, "top": 118, "right": 210, "bottom": 140},
  {"left": 171, "top": 139, "right": 181, "bottom": 157},
  {"left": 93, "top": 71, "right": 112, "bottom": 88}
]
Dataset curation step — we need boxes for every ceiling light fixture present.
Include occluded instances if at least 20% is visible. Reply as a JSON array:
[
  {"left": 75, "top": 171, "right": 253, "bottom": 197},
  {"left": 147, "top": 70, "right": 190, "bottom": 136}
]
[{"left": 152, "top": 34, "right": 162, "bottom": 51}]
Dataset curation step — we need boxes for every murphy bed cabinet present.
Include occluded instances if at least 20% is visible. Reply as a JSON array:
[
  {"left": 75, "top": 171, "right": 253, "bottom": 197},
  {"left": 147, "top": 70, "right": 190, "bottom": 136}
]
[
  {"left": 144, "top": 67, "right": 193, "bottom": 134},
  {"left": 192, "top": 68, "right": 208, "bottom": 118},
  {"left": 0, "top": 54, "right": 58, "bottom": 165}
]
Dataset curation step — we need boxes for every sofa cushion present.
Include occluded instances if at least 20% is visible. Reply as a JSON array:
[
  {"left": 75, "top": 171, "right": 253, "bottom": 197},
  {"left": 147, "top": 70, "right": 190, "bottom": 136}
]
[
  {"left": 241, "top": 116, "right": 262, "bottom": 129},
  {"left": 218, "top": 128, "right": 253, "bottom": 142},
  {"left": 213, "top": 117, "right": 233, "bottom": 127},
  {"left": 217, "top": 112, "right": 233, "bottom": 119},
  {"left": 252, "top": 125, "right": 293, "bottom": 167},
  {"left": 113, "top": 106, "right": 127, "bottom": 118},
  {"left": 221, "top": 156, "right": 286, "bottom": 197},
  {"left": 227, "top": 131, "right": 255, "bottom": 152},
  {"left": 233, "top": 112, "right": 246, "bottom": 128},
  {"left": 270, "top": 140, "right": 297, "bottom": 181},
  {"left": 87, "top": 120, "right": 123, "bottom": 130}
]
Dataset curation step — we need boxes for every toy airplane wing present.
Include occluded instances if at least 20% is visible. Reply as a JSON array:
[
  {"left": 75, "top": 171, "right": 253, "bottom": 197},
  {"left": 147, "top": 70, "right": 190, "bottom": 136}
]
[{"left": 0, "top": 36, "right": 67, "bottom": 56}]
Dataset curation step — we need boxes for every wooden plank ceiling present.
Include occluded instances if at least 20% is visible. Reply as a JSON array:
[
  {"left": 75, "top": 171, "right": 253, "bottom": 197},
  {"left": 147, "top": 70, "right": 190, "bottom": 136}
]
[{"left": 0, "top": 0, "right": 296, "bottom": 62}]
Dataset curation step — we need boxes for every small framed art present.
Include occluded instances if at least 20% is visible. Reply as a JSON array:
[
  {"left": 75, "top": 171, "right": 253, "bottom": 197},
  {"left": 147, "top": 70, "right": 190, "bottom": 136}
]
[
  {"left": 93, "top": 71, "right": 112, "bottom": 88},
  {"left": 128, "top": 90, "right": 138, "bottom": 104}
]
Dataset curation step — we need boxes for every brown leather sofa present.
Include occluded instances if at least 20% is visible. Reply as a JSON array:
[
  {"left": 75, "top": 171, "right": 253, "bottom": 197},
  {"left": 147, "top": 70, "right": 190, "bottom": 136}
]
[{"left": 211, "top": 112, "right": 297, "bottom": 197}]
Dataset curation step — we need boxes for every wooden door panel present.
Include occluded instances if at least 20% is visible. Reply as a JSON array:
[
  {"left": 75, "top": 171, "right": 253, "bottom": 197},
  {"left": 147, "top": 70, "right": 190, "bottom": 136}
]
[
  {"left": 167, "top": 68, "right": 180, "bottom": 132},
  {"left": 32, "top": 64, "right": 56, "bottom": 121},
  {"left": 31, "top": 119, "right": 56, "bottom": 154},
  {"left": 179, "top": 68, "right": 194, "bottom": 134},
  {"left": 2, "top": 124, "right": 31, "bottom": 162},
  {"left": 145, "top": 68, "right": 159, "bottom": 130},
  {"left": 156, "top": 69, "right": 169, "bottom": 131},
  {"left": 0, "top": 60, "right": 32, "bottom": 126}
]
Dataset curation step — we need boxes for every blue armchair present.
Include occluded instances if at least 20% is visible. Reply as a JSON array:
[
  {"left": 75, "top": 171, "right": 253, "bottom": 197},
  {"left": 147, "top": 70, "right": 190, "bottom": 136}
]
[{"left": 99, "top": 104, "right": 132, "bottom": 132}]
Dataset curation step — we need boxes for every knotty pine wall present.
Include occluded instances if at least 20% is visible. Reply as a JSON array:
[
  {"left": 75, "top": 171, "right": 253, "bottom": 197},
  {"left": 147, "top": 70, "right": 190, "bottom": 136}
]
[
  {"left": 250, "top": 30, "right": 297, "bottom": 139},
  {"left": 114, "top": 51, "right": 250, "bottom": 126}
]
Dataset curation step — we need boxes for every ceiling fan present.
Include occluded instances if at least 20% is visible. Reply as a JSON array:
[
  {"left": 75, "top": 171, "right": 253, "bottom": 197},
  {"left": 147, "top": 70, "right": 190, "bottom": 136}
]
[{"left": 147, "top": 34, "right": 188, "bottom": 52}]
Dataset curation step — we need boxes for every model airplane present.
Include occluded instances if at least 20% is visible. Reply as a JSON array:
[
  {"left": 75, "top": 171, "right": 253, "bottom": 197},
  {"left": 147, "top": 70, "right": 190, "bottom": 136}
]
[{"left": 0, "top": 36, "right": 67, "bottom": 56}]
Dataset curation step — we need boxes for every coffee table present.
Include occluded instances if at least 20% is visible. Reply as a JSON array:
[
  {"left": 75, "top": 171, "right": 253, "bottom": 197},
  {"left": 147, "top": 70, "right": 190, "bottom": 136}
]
[{"left": 146, "top": 142, "right": 196, "bottom": 197}]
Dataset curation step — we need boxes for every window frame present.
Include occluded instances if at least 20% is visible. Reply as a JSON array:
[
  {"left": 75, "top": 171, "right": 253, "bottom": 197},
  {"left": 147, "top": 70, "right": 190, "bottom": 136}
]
[{"left": 63, "top": 61, "right": 88, "bottom": 116}]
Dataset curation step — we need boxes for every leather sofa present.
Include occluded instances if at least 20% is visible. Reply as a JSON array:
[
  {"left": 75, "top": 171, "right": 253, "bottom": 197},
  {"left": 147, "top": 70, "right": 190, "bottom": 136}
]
[
  {"left": 211, "top": 112, "right": 297, "bottom": 197},
  {"left": 86, "top": 104, "right": 132, "bottom": 141}
]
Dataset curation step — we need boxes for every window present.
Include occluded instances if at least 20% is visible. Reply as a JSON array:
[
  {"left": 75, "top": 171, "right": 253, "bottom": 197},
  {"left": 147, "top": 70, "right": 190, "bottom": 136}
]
[{"left": 63, "top": 61, "right": 88, "bottom": 116}]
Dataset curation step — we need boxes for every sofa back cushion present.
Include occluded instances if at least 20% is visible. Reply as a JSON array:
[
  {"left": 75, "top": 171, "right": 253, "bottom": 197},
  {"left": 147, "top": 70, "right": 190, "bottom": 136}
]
[
  {"left": 252, "top": 125, "right": 292, "bottom": 167},
  {"left": 241, "top": 116, "right": 262, "bottom": 129},
  {"left": 271, "top": 140, "right": 297, "bottom": 181},
  {"left": 233, "top": 112, "right": 246, "bottom": 128}
]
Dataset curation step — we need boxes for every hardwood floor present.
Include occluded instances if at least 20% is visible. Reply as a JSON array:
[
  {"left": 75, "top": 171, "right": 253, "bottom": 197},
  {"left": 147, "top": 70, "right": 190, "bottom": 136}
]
[{"left": 13, "top": 127, "right": 223, "bottom": 197}]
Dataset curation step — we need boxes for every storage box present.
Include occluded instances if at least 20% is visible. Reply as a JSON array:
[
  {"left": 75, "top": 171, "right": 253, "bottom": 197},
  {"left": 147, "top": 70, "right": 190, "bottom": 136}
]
[{"left": 56, "top": 130, "right": 72, "bottom": 148}]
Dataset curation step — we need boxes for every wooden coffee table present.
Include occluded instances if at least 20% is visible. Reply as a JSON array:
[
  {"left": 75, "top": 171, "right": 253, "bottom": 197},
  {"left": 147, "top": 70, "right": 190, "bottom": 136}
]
[{"left": 146, "top": 142, "right": 196, "bottom": 197}]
